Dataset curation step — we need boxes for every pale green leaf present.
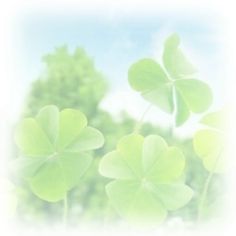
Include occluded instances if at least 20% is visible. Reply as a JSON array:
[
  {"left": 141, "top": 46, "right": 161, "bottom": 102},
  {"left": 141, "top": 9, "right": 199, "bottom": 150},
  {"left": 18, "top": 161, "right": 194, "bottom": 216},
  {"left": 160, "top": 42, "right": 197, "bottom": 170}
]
[
  {"left": 128, "top": 59, "right": 169, "bottom": 92},
  {"left": 66, "top": 126, "right": 104, "bottom": 152},
  {"left": 29, "top": 152, "right": 92, "bottom": 202},
  {"left": 163, "top": 33, "right": 197, "bottom": 79},
  {"left": 175, "top": 89, "right": 190, "bottom": 126},
  {"left": 153, "top": 183, "right": 193, "bottom": 210},
  {"left": 193, "top": 130, "right": 222, "bottom": 158},
  {"left": 15, "top": 118, "right": 54, "bottom": 157},
  {"left": 175, "top": 79, "right": 212, "bottom": 113},
  {"left": 146, "top": 147, "right": 185, "bottom": 183},
  {"left": 10, "top": 157, "right": 47, "bottom": 179},
  {"left": 29, "top": 160, "right": 67, "bottom": 202},
  {"left": 106, "top": 180, "right": 167, "bottom": 225},
  {"left": 127, "top": 34, "right": 212, "bottom": 126},
  {"left": 142, "top": 135, "right": 168, "bottom": 173},
  {"left": 142, "top": 83, "right": 174, "bottom": 113},
  {"left": 99, "top": 151, "right": 136, "bottom": 180},
  {"left": 200, "top": 110, "right": 225, "bottom": 130},
  {"left": 36, "top": 105, "right": 59, "bottom": 144},
  {"left": 202, "top": 152, "right": 225, "bottom": 173},
  {"left": 100, "top": 134, "right": 192, "bottom": 224},
  {"left": 106, "top": 180, "right": 140, "bottom": 217},
  {"left": 58, "top": 152, "right": 92, "bottom": 189},
  {"left": 14, "top": 106, "right": 103, "bottom": 202},
  {"left": 117, "top": 134, "right": 144, "bottom": 178},
  {"left": 56, "top": 109, "right": 87, "bottom": 150},
  {"left": 193, "top": 129, "right": 224, "bottom": 173}
]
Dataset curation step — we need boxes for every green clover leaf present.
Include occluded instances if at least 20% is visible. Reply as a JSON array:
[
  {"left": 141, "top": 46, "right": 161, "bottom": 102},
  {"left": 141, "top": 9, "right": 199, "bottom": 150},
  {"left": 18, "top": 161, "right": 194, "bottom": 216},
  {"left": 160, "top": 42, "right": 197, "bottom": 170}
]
[
  {"left": 163, "top": 33, "right": 197, "bottom": 79},
  {"left": 200, "top": 110, "right": 225, "bottom": 130},
  {"left": 193, "top": 110, "right": 225, "bottom": 173},
  {"left": 128, "top": 34, "right": 212, "bottom": 126},
  {"left": 99, "top": 134, "right": 193, "bottom": 225},
  {"left": 14, "top": 105, "right": 104, "bottom": 202}
]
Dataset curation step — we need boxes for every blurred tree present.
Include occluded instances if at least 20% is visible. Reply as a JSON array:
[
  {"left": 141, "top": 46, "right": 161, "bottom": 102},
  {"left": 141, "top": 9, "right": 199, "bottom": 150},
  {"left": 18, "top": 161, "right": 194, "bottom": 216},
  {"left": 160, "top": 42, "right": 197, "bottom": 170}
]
[{"left": 24, "top": 46, "right": 107, "bottom": 117}]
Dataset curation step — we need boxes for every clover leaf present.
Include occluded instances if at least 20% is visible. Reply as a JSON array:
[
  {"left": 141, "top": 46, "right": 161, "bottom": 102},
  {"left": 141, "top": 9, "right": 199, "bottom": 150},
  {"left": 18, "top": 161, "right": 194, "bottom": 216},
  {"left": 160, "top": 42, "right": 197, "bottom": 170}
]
[
  {"left": 200, "top": 110, "right": 225, "bottom": 130},
  {"left": 14, "top": 105, "right": 104, "bottom": 202},
  {"left": 163, "top": 33, "right": 197, "bottom": 79},
  {"left": 193, "top": 110, "right": 225, "bottom": 173},
  {"left": 128, "top": 33, "right": 212, "bottom": 126},
  {"left": 99, "top": 134, "right": 193, "bottom": 225}
]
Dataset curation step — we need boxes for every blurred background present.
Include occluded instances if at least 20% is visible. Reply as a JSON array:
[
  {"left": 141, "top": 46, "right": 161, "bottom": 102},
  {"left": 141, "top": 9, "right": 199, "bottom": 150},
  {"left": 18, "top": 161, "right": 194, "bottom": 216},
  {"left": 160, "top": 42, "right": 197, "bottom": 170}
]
[{"left": 6, "top": 10, "right": 226, "bottom": 227}]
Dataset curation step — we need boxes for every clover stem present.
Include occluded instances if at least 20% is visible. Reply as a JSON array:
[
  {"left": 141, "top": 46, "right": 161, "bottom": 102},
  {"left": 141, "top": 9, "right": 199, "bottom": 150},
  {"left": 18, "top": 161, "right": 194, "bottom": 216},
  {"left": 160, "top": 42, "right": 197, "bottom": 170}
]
[
  {"left": 134, "top": 104, "right": 152, "bottom": 134},
  {"left": 171, "top": 87, "right": 176, "bottom": 140},
  {"left": 197, "top": 170, "right": 214, "bottom": 222},
  {"left": 197, "top": 151, "right": 222, "bottom": 222},
  {"left": 63, "top": 193, "right": 68, "bottom": 227}
]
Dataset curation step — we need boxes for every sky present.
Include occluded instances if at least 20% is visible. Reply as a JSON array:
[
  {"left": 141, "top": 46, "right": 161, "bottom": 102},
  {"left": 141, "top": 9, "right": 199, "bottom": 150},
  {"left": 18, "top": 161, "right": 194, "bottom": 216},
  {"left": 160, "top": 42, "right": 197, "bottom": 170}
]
[{"left": 12, "top": 11, "right": 225, "bottom": 136}]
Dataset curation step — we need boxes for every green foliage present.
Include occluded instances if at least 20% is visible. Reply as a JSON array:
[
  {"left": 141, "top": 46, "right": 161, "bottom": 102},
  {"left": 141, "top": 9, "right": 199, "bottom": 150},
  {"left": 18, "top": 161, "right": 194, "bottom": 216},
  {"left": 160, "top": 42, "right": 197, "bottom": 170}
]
[
  {"left": 24, "top": 46, "right": 108, "bottom": 117},
  {"left": 128, "top": 34, "right": 213, "bottom": 126},
  {"left": 14, "top": 46, "right": 141, "bottom": 224},
  {"left": 163, "top": 33, "right": 197, "bottom": 79},
  {"left": 14, "top": 105, "right": 104, "bottom": 202},
  {"left": 200, "top": 110, "right": 225, "bottom": 130},
  {"left": 11, "top": 35, "right": 224, "bottom": 227},
  {"left": 99, "top": 134, "right": 193, "bottom": 225},
  {"left": 193, "top": 110, "right": 225, "bottom": 173}
]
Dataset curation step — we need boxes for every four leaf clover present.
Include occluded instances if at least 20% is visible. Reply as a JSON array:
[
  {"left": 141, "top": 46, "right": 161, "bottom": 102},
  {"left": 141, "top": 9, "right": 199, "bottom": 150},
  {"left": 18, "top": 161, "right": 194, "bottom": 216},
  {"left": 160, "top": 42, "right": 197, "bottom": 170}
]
[
  {"left": 193, "top": 110, "right": 225, "bottom": 173},
  {"left": 14, "top": 105, "right": 104, "bottom": 202},
  {"left": 99, "top": 134, "right": 193, "bottom": 224},
  {"left": 128, "top": 33, "right": 213, "bottom": 126}
]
